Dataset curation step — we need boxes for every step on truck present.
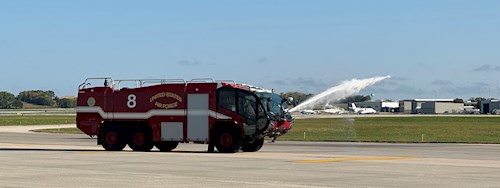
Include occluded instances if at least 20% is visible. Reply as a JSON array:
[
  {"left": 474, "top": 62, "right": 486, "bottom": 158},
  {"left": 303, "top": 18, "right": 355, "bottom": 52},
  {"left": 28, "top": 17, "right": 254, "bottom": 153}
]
[{"left": 76, "top": 78, "right": 293, "bottom": 153}]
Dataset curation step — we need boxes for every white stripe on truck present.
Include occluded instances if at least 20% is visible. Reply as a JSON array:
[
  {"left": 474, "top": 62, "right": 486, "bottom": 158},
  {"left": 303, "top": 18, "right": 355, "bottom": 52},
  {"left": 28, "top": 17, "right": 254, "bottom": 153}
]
[{"left": 76, "top": 106, "right": 232, "bottom": 120}]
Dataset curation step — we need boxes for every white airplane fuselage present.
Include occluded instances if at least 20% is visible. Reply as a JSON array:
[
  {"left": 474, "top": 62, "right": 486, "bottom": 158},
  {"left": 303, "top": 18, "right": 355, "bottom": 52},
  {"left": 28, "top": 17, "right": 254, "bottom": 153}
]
[{"left": 351, "top": 103, "right": 377, "bottom": 114}]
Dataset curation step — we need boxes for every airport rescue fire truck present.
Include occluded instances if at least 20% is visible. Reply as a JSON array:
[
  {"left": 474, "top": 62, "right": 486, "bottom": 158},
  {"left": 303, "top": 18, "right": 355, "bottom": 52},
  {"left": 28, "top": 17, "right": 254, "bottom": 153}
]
[{"left": 76, "top": 78, "right": 293, "bottom": 153}]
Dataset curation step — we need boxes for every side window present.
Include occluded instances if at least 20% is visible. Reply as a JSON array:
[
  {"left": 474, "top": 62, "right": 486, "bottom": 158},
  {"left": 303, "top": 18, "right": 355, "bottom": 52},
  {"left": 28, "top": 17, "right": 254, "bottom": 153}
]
[
  {"left": 218, "top": 90, "right": 236, "bottom": 111},
  {"left": 218, "top": 88, "right": 261, "bottom": 126},
  {"left": 237, "top": 92, "right": 257, "bottom": 125}
]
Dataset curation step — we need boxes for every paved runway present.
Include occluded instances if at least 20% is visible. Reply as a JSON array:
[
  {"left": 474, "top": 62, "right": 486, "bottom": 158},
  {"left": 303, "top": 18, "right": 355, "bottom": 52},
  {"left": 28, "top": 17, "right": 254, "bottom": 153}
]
[{"left": 0, "top": 125, "right": 499, "bottom": 187}]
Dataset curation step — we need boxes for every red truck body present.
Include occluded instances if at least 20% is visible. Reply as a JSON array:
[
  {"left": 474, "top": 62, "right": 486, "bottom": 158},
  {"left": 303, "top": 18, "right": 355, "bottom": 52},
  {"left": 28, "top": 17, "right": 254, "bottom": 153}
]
[{"left": 76, "top": 78, "right": 292, "bottom": 153}]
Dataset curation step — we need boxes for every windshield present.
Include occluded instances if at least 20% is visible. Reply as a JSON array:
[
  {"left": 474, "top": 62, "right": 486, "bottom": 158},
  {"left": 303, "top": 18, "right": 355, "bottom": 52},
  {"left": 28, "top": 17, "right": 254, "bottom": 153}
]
[{"left": 256, "top": 92, "right": 286, "bottom": 116}]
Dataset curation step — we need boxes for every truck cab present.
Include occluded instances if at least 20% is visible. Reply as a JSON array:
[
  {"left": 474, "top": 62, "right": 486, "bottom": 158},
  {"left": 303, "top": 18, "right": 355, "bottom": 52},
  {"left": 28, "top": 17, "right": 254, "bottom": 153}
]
[{"left": 216, "top": 84, "right": 293, "bottom": 151}]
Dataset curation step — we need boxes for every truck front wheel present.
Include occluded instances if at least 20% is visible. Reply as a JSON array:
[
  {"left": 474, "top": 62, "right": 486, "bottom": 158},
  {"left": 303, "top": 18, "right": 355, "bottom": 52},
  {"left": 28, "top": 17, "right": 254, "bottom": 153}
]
[
  {"left": 100, "top": 124, "right": 126, "bottom": 151},
  {"left": 215, "top": 126, "right": 242, "bottom": 153},
  {"left": 241, "top": 138, "right": 264, "bottom": 152}
]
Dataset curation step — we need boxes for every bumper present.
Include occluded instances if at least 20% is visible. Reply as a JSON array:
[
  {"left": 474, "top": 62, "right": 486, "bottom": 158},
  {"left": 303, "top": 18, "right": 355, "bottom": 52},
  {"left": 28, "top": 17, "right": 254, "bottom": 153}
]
[{"left": 266, "top": 120, "right": 293, "bottom": 139}]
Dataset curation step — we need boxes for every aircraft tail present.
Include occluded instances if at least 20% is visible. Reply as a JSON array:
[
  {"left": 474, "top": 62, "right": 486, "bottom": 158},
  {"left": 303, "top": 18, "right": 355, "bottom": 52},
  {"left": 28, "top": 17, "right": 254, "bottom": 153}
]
[{"left": 351, "top": 103, "right": 357, "bottom": 109}]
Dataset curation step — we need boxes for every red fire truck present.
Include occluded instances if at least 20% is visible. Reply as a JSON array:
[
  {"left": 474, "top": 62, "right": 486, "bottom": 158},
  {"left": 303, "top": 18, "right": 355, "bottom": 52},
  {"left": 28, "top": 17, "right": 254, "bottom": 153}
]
[{"left": 76, "top": 78, "right": 293, "bottom": 153}]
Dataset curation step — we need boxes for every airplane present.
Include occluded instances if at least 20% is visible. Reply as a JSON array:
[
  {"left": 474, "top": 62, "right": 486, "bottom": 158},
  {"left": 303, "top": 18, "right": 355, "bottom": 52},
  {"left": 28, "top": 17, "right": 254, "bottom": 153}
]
[
  {"left": 350, "top": 103, "right": 377, "bottom": 114},
  {"left": 321, "top": 106, "right": 349, "bottom": 114},
  {"left": 300, "top": 109, "right": 317, "bottom": 115}
]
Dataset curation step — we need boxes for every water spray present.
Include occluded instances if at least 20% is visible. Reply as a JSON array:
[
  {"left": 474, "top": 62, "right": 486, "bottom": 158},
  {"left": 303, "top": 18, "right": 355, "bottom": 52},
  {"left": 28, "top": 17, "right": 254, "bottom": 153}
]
[{"left": 289, "top": 75, "right": 391, "bottom": 112}]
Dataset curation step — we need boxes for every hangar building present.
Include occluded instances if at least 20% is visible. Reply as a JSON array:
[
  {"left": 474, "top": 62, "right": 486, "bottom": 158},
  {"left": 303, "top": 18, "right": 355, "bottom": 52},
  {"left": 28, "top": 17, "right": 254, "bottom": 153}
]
[
  {"left": 399, "top": 99, "right": 463, "bottom": 114},
  {"left": 480, "top": 100, "right": 500, "bottom": 114}
]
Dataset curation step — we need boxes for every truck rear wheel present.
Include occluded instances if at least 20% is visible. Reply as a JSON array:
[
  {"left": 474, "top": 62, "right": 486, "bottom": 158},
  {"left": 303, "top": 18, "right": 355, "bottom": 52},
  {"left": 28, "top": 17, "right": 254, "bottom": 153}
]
[
  {"left": 241, "top": 138, "right": 264, "bottom": 152},
  {"left": 154, "top": 141, "right": 179, "bottom": 152},
  {"left": 127, "top": 125, "right": 154, "bottom": 152},
  {"left": 100, "top": 124, "right": 126, "bottom": 151},
  {"left": 215, "top": 126, "right": 242, "bottom": 153}
]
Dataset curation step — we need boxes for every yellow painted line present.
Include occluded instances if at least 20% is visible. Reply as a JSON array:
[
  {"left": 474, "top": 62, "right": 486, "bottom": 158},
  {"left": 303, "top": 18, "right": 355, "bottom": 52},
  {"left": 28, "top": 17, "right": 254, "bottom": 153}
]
[{"left": 294, "top": 156, "right": 417, "bottom": 163}]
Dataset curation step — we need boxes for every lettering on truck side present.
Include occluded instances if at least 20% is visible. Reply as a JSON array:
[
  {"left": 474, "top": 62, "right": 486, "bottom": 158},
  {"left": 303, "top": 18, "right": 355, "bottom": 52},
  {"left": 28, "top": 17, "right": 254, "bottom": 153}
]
[{"left": 150, "top": 92, "right": 183, "bottom": 109}]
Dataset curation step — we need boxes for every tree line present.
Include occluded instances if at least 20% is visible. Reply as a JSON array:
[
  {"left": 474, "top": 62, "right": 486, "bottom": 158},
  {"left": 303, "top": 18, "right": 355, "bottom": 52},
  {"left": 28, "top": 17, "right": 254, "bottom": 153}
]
[{"left": 0, "top": 90, "right": 76, "bottom": 109}]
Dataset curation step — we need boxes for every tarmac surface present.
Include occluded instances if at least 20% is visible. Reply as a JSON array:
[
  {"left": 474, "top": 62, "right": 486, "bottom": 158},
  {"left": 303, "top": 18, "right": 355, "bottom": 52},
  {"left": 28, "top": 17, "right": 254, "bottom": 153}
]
[{"left": 0, "top": 125, "right": 499, "bottom": 187}]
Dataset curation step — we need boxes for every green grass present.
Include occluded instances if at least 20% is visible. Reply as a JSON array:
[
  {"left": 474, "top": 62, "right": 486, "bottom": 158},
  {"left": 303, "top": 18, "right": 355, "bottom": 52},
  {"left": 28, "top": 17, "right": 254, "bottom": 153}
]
[
  {"left": 32, "top": 127, "right": 83, "bottom": 134},
  {"left": 0, "top": 115, "right": 75, "bottom": 126},
  {"left": 278, "top": 117, "right": 500, "bottom": 144}
]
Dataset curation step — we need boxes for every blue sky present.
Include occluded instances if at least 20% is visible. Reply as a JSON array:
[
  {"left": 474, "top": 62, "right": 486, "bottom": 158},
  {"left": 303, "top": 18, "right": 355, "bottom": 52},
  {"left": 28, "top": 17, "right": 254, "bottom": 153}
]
[{"left": 1, "top": 1, "right": 500, "bottom": 100}]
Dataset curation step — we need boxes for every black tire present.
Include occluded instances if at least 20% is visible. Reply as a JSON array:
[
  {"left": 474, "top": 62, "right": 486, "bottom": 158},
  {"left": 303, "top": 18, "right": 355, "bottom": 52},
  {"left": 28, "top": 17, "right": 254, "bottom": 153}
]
[
  {"left": 241, "top": 138, "right": 264, "bottom": 152},
  {"left": 100, "top": 124, "right": 126, "bottom": 151},
  {"left": 127, "top": 125, "right": 154, "bottom": 152},
  {"left": 214, "top": 126, "right": 242, "bottom": 153},
  {"left": 154, "top": 141, "right": 179, "bottom": 152}
]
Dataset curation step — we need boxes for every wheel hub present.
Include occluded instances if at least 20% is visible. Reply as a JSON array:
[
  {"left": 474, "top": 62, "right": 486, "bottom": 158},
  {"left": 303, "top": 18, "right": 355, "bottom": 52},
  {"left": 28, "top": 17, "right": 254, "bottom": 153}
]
[
  {"left": 134, "top": 133, "right": 145, "bottom": 145},
  {"left": 106, "top": 132, "right": 117, "bottom": 145},
  {"left": 220, "top": 133, "right": 233, "bottom": 147}
]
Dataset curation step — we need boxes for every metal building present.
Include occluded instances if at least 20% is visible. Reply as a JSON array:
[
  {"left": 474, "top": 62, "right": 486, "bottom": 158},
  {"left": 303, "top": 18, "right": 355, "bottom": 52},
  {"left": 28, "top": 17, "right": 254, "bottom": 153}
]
[
  {"left": 480, "top": 100, "right": 500, "bottom": 114},
  {"left": 399, "top": 99, "right": 461, "bottom": 114},
  {"left": 420, "top": 102, "right": 463, "bottom": 114},
  {"left": 399, "top": 100, "right": 415, "bottom": 114}
]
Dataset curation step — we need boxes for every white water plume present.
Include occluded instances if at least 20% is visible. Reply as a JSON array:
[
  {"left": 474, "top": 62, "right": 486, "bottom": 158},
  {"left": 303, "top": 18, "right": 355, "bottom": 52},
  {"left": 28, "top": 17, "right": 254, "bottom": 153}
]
[{"left": 289, "top": 75, "right": 391, "bottom": 112}]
